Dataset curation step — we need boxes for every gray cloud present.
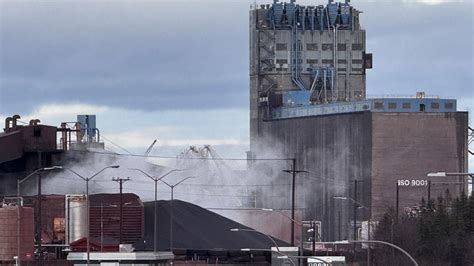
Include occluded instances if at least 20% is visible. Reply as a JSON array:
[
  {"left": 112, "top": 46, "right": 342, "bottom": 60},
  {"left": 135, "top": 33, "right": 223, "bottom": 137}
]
[
  {"left": 0, "top": 0, "right": 472, "bottom": 114},
  {"left": 0, "top": 1, "right": 249, "bottom": 113}
]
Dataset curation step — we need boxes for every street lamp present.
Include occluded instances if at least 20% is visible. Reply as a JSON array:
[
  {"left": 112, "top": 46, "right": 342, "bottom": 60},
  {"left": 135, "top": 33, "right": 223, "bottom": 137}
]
[
  {"left": 17, "top": 166, "right": 62, "bottom": 265},
  {"left": 128, "top": 168, "right": 185, "bottom": 252},
  {"left": 62, "top": 165, "right": 120, "bottom": 266},
  {"left": 241, "top": 248, "right": 330, "bottom": 265},
  {"left": 230, "top": 228, "right": 280, "bottom": 252},
  {"left": 348, "top": 240, "right": 418, "bottom": 266},
  {"left": 160, "top": 176, "right": 196, "bottom": 252},
  {"left": 261, "top": 208, "right": 307, "bottom": 264},
  {"left": 240, "top": 248, "right": 299, "bottom": 266},
  {"left": 427, "top": 172, "right": 473, "bottom": 195},
  {"left": 333, "top": 196, "right": 369, "bottom": 248},
  {"left": 276, "top": 255, "right": 331, "bottom": 266}
]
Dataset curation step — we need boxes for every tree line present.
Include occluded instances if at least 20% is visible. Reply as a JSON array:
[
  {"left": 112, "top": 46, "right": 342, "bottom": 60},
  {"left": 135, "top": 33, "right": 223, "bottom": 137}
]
[{"left": 373, "top": 191, "right": 474, "bottom": 266}]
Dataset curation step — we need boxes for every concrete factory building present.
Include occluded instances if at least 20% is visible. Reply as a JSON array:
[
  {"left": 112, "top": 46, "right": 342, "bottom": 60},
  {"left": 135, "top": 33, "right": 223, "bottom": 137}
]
[{"left": 249, "top": 0, "right": 469, "bottom": 241}]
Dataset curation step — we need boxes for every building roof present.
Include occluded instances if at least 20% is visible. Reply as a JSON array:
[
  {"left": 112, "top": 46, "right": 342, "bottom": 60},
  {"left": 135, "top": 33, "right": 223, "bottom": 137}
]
[
  {"left": 89, "top": 193, "right": 143, "bottom": 207},
  {"left": 272, "top": 98, "right": 458, "bottom": 120}
]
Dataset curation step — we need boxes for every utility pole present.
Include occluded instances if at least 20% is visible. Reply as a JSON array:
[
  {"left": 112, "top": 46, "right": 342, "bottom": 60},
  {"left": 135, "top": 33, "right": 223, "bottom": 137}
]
[
  {"left": 367, "top": 219, "right": 371, "bottom": 266},
  {"left": 112, "top": 177, "right": 130, "bottom": 244},
  {"left": 350, "top": 179, "right": 364, "bottom": 253},
  {"left": 353, "top": 180, "right": 358, "bottom": 242},
  {"left": 338, "top": 210, "right": 341, "bottom": 240},
  {"left": 37, "top": 151, "right": 43, "bottom": 266},
  {"left": 427, "top": 180, "right": 431, "bottom": 203},
  {"left": 283, "top": 157, "right": 307, "bottom": 246},
  {"left": 312, "top": 221, "right": 316, "bottom": 255},
  {"left": 396, "top": 182, "right": 399, "bottom": 222},
  {"left": 37, "top": 172, "right": 42, "bottom": 266}
]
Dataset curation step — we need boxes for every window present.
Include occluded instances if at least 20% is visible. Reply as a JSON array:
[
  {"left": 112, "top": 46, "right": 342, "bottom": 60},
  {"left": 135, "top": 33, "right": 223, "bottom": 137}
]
[
  {"left": 276, "top": 59, "right": 288, "bottom": 64},
  {"left": 306, "top": 59, "right": 318, "bottom": 64},
  {"left": 321, "top": 59, "right": 333, "bottom": 65},
  {"left": 276, "top": 43, "right": 287, "bottom": 51},
  {"left": 352, "top": 43, "right": 363, "bottom": 50},
  {"left": 322, "top": 44, "right": 333, "bottom": 51},
  {"left": 307, "top": 43, "right": 318, "bottom": 51},
  {"left": 352, "top": 68, "right": 363, "bottom": 72},
  {"left": 402, "top": 102, "right": 411, "bottom": 109},
  {"left": 431, "top": 102, "right": 439, "bottom": 109},
  {"left": 337, "top": 59, "right": 347, "bottom": 64},
  {"left": 374, "top": 102, "right": 384, "bottom": 109},
  {"left": 337, "top": 44, "right": 346, "bottom": 51},
  {"left": 445, "top": 102, "right": 454, "bottom": 109},
  {"left": 352, "top": 59, "right": 363, "bottom": 64},
  {"left": 337, "top": 68, "right": 346, "bottom": 72},
  {"left": 388, "top": 102, "right": 397, "bottom": 109}
]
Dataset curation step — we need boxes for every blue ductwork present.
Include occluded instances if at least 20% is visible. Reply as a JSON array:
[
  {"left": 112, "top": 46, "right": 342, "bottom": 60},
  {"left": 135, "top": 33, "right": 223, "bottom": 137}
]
[
  {"left": 327, "top": 1, "right": 339, "bottom": 26},
  {"left": 285, "top": 2, "right": 296, "bottom": 25},
  {"left": 316, "top": 6, "right": 325, "bottom": 31},
  {"left": 272, "top": 2, "right": 284, "bottom": 25},
  {"left": 340, "top": 2, "right": 352, "bottom": 26}
]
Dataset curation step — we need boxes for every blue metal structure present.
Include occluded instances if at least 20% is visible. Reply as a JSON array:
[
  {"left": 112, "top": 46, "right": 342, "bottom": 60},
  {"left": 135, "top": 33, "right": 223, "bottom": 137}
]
[
  {"left": 272, "top": 98, "right": 457, "bottom": 120},
  {"left": 268, "top": 0, "right": 354, "bottom": 30},
  {"left": 77, "top": 115, "right": 97, "bottom": 142},
  {"left": 263, "top": 0, "right": 360, "bottom": 108}
]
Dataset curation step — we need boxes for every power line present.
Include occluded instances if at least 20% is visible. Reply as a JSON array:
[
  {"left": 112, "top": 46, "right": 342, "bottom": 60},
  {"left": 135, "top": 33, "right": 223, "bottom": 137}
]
[
  {"left": 100, "top": 134, "right": 134, "bottom": 155},
  {"left": 67, "top": 149, "right": 292, "bottom": 161}
]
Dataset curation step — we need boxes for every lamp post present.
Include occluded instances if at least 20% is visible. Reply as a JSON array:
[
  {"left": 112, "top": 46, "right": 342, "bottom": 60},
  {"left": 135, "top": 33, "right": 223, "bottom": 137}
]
[
  {"left": 261, "top": 208, "right": 307, "bottom": 265},
  {"left": 241, "top": 248, "right": 296, "bottom": 266},
  {"left": 333, "top": 196, "right": 368, "bottom": 241},
  {"left": 62, "top": 165, "right": 120, "bottom": 266},
  {"left": 427, "top": 172, "right": 473, "bottom": 195},
  {"left": 17, "top": 166, "right": 62, "bottom": 265},
  {"left": 349, "top": 240, "right": 418, "bottom": 266},
  {"left": 128, "top": 168, "right": 185, "bottom": 252},
  {"left": 160, "top": 176, "right": 196, "bottom": 252},
  {"left": 276, "top": 254, "right": 331, "bottom": 266}
]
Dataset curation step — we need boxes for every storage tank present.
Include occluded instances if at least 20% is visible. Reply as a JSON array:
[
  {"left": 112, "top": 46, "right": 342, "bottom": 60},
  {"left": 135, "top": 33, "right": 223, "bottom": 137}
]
[
  {"left": 0, "top": 204, "right": 34, "bottom": 262},
  {"left": 65, "top": 195, "right": 87, "bottom": 244}
]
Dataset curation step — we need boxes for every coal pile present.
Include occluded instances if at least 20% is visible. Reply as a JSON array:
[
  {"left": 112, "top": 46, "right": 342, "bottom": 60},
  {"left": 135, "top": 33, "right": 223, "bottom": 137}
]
[{"left": 134, "top": 200, "right": 288, "bottom": 251}]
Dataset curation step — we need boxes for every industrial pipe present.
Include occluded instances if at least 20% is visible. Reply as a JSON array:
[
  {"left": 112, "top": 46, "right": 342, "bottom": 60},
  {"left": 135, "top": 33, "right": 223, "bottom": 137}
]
[
  {"left": 5, "top": 117, "right": 12, "bottom": 131},
  {"left": 29, "top": 119, "right": 40, "bottom": 126},
  {"left": 11, "top": 115, "right": 21, "bottom": 128}
]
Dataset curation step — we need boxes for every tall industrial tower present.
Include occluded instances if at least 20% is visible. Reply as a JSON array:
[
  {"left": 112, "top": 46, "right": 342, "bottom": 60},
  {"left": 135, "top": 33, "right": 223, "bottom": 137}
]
[
  {"left": 249, "top": 0, "right": 468, "bottom": 242},
  {"left": 250, "top": 0, "right": 372, "bottom": 150}
]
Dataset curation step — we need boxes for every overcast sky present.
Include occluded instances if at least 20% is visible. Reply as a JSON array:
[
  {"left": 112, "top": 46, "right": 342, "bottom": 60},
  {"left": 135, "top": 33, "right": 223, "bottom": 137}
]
[{"left": 0, "top": 0, "right": 473, "bottom": 160}]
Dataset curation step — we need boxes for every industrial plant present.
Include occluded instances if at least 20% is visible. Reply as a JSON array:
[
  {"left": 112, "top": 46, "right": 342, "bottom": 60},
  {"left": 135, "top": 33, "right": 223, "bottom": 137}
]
[
  {"left": 0, "top": 0, "right": 472, "bottom": 265},
  {"left": 248, "top": 0, "right": 469, "bottom": 241}
]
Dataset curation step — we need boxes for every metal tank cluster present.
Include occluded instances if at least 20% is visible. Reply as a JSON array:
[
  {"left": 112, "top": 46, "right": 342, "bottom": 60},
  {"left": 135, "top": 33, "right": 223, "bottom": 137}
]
[{"left": 262, "top": 0, "right": 359, "bottom": 31}]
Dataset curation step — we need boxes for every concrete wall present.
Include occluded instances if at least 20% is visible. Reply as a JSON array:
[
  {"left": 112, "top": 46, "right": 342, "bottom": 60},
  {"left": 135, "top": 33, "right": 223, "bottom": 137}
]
[
  {"left": 251, "top": 111, "right": 469, "bottom": 240},
  {"left": 370, "top": 112, "right": 469, "bottom": 219},
  {"left": 253, "top": 112, "right": 373, "bottom": 241}
]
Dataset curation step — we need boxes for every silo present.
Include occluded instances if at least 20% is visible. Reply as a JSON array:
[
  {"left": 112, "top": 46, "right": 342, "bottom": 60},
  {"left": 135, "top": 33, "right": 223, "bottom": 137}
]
[{"left": 65, "top": 194, "right": 87, "bottom": 244}]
